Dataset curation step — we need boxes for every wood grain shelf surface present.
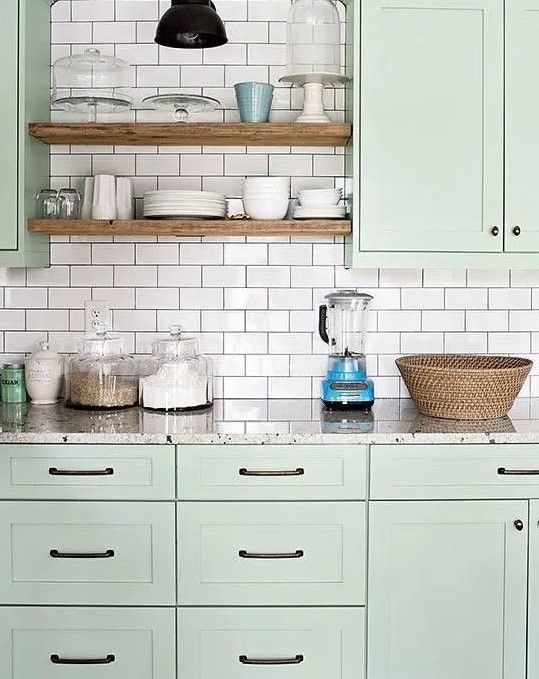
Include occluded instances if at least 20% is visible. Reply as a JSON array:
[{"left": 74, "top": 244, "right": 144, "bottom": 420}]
[
  {"left": 28, "top": 218, "right": 351, "bottom": 237},
  {"left": 28, "top": 122, "right": 352, "bottom": 147}
]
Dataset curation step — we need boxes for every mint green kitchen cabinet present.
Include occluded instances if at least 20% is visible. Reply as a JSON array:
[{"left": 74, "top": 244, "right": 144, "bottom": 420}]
[
  {"left": 0, "top": 501, "right": 176, "bottom": 605},
  {"left": 0, "top": 606, "right": 176, "bottom": 679},
  {"left": 350, "top": 0, "right": 539, "bottom": 267},
  {"left": 177, "top": 501, "right": 366, "bottom": 606},
  {"left": 528, "top": 500, "right": 539, "bottom": 678},
  {"left": 359, "top": 0, "right": 503, "bottom": 255},
  {"left": 0, "top": 0, "right": 49, "bottom": 267},
  {"left": 178, "top": 607, "right": 365, "bottom": 679},
  {"left": 367, "top": 500, "right": 528, "bottom": 679},
  {"left": 505, "top": 0, "right": 539, "bottom": 253}
]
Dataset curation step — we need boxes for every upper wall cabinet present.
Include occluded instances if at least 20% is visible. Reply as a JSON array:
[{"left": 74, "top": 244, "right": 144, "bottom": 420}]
[
  {"left": 0, "top": 0, "right": 50, "bottom": 267},
  {"left": 505, "top": 0, "right": 539, "bottom": 253},
  {"left": 351, "top": 0, "right": 539, "bottom": 268}
]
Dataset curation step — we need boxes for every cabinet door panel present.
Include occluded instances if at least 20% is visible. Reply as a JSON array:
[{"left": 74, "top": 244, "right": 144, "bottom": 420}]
[
  {"left": 360, "top": 0, "right": 503, "bottom": 252},
  {"left": 0, "top": 502, "right": 176, "bottom": 605},
  {"left": 178, "top": 608, "right": 364, "bottom": 679},
  {"left": 368, "top": 501, "right": 527, "bottom": 679},
  {"left": 505, "top": 0, "right": 539, "bottom": 251},
  {"left": 178, "top": 502, "right": 365, "bottom": 605},
  {"left": 0, "top": 0, "right": 18, "bottom": 250},
  {"left": 0, "top": 607, "right": 175, "bottom": 679},
  {"left": 527, "top": 500, "right": 539, "bottom": 676}
]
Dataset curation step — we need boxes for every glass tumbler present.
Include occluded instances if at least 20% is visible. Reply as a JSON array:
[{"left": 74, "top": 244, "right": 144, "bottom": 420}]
[
  {"left": 36, "top": 189, "right": 59, "bottom": 219},
  {"left": 58, "top": 188, "right": 81, "bottom": 219}
]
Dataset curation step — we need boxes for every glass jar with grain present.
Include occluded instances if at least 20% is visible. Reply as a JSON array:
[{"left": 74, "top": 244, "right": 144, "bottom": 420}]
[{"left": 65, "top": 325, "right": 139, "bottom": 410}]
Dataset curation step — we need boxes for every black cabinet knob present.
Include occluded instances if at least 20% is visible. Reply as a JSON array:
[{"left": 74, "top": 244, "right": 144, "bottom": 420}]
[
  {"left": 514, "top": 519, "right": 524, "bottom": 531},
  {"left": 513, "top": 226, "right": 521, "bottom": 236},
  {"left": 491, "top": 226, "right": 499, "bottom": 236}
]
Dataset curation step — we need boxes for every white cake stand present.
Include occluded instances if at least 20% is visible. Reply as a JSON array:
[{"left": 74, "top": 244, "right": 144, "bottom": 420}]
[{"left": 279, "top": 72, "right": 349, "bottom": 123}]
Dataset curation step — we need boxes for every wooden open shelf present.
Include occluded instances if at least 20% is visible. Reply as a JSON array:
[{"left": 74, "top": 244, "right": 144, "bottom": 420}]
[
  {"left": 28, "top": 218, "right": 351, "bottom": 237},
  {"left": 28, "top": 122, "right": 351, "bottom": 147}
]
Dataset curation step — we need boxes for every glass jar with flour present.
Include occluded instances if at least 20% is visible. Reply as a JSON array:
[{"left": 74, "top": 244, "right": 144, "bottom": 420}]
[{"left": 140, "top": 326, "right": 213, "bottom": 412}]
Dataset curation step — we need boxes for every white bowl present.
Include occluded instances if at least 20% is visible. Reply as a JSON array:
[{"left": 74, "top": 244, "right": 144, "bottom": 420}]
[
  {"left": 299, "top": 189, "right": 342, "bottom": 207},
  {"left": 245, "top": 178, "right": 290, "bottom": 189},
  {"left": 243, "top": 191, "right": 289, "bottom": 199},
  {"left": 243, "top": 196, "right": 290, "bottom": 220}
]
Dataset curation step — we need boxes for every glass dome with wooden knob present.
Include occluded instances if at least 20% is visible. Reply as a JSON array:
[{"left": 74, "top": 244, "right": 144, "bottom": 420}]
[{"left": 280, "top": 0, "right": 348, "bottom": 123}]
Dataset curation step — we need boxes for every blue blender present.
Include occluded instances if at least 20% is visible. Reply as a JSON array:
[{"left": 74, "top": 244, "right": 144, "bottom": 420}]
[{"left": 319, "top": 290, "right": 375, "bottom": 411}]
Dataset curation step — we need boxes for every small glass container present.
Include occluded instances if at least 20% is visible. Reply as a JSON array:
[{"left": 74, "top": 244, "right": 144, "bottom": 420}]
[
  {"left": 140, "top": 325, "right": 213, "bottom": 412},
  {"left": 1, "top": 364, "right": 27, "bottom": 404},
  {"left": 52, "top": 48, "right": 133, "bottom": 122},
  {"left": 65, "top": 325, "right": 139, "bottom": 410}
]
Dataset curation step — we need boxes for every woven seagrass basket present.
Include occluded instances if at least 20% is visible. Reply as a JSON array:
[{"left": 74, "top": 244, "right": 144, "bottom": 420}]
[{"left": 395, "top": 354, "right": 532, "bottom": 420}]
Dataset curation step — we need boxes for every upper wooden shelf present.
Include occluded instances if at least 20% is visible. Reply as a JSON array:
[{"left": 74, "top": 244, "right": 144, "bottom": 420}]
[
  {"left": 28, "top": 218, "right": 351, "bottom": 237},
  {"left": 28, "top": 122, "right": 352, "bottom": 147}
]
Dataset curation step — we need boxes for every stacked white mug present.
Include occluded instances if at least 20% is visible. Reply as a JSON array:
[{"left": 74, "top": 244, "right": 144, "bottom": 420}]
[
  {"left": 243, "top": 177, "right": 290, "bottom": 220},
  {"left": 81, "top": 175, "right": 134, "bottom": 220}
]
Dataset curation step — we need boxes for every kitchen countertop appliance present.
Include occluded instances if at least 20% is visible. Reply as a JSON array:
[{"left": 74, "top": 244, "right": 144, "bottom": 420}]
[{"left": 318, "top": 290, "right": 375, "bottom": 410}]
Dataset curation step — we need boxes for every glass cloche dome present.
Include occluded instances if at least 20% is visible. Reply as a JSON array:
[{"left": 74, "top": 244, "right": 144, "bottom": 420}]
[
  {"left": 52, "top": 48, "right": 133, "bottom": 121},
  {"left": 285, "top": 0, "right": 342, "bottom": 79}
]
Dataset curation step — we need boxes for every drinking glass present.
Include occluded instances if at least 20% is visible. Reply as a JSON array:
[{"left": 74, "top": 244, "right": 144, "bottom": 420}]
[
  {"left": 57, "top": 188, "right": 81, "bottom": 219},
  {"left": 36, "top": 189, "right": 59, "bottom": 219}
]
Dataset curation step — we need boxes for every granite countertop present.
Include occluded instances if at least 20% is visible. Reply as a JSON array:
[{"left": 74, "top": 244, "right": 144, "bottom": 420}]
[{"left": 0, "top": 398, "right": 538, "bottom": 444}]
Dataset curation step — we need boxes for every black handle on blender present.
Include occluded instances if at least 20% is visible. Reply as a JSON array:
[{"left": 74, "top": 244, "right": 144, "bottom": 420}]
[{"left": 318, "top": 305, "right": 329, "bottom": 344}]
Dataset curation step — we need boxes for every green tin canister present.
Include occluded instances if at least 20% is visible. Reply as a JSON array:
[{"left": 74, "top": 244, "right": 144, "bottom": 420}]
[{"left": 1, "top": 364, "right": 27, "bottom": 403}]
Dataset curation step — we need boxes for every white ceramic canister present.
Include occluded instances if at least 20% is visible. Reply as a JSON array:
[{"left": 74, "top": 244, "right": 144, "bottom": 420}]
[{"left": 24, "top": 342, "right": 63, "bottom": 405}]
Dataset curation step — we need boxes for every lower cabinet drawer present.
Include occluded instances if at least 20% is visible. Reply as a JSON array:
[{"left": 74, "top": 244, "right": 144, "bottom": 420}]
[
  {"left": 0, "top": 607, "right": 175, "bottom": 679},
  {"left": 178, "top": 607, "right": 364, "bottom": 679},
  {"left": 178, "top": 502, "right": 366, "bottom": 605},
  {"left": 0, "top": 444, "right": 175, "bottom": 500},
  {"left": 0, "top": 501, "right": 176, "bottom": 605}
]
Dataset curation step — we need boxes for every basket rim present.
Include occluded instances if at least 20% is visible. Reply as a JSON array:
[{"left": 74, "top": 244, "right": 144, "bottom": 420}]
[{"left": 395, "top": 354, "right": 533, "bottom": 372}]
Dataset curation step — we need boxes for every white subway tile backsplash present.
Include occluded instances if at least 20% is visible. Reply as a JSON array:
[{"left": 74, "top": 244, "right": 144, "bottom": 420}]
[
  {"left": 488, "top": 288, "right": 532, "bottom": 310},
  {"left": 114, "top": 265, "right": 157, "bottom": 287},
  {"left": 445, "top": 288, "right": 488, "bottom": 310},
  {"left": 136, "top": 287, "right": 179, "bottom": 309},
  {"left": 136, "top": 244, "right": 178, "bottom": 265},
  {"left": 5, "top": 288, "right": 48, "bottom": 309},
  {"left": 71, "top": 266, "right": 114, "bottom": 287},
  {"left": 26, "top": 310, "right": 69, "bottom": 331},
  {"left": 8, "top": 3, "right": 535, "bottom": 402},
  {"left": 225, "top": 288, "right": 267, "bottom": 309},
  {"left": 202, "top": 310, "right": 245, "bottom": 332},
  {"left": 269, "top": 288, "right": 312, "bottom": 310},
  {"left": 203, "top": 266, "right": 245, "bottom": 287}
]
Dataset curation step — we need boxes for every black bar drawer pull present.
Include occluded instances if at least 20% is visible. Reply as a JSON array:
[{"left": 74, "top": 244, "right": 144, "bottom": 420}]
[
  {"left": 239, "top": 549, "right": 304, "bottom": 559},
  {"left": 51, "top": 654, "right": 115, "bottom": 665},
  {"left": 498, "top": 467, "right": 539, "bottom": 476},
  {"left": 239, "top": 655, "right": 304, "bottom": 665},
  {"left": 49, "top": 467, "right": 114, "bottom": 476},
  {"left": 50, "top": 549, "right": 115, "bottom": 559},
  {"left": 239, "top": 468, "right": 304, "bottom": 477}
]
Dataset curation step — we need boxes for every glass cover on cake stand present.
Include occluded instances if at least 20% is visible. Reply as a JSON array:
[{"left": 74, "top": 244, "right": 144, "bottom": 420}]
[
  {"left": 52, "top": 48, "right": 133, "bottom": 122},
  {"left": 142, "top": 94, "right": 221, "bottom": 122},
  {"left": 280, "top": 0, "right": 348, "bottom": 122}
]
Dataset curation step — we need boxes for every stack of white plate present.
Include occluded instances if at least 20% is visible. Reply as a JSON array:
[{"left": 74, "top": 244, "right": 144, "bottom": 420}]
[
  {"left": 143, "top": 191, "right": 226, "bottom": 219},
  {"left": 293, "top": 188, "right": 345, "bottom": 220}
]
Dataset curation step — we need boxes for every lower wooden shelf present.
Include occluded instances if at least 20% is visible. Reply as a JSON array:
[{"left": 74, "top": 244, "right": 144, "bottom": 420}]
[{"left": 28, "top": 219, "right": 351, "bottom": 237}]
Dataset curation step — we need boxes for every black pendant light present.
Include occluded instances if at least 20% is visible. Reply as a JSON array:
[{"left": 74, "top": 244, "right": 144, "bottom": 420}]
[{"left": 155, "top": 0, "right": 228, "bottom": 49}]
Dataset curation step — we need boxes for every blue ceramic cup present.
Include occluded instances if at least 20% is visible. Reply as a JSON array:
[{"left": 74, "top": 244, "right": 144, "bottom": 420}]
[{"left": 234, "top": 82, "right": 275, "bottom": 123}]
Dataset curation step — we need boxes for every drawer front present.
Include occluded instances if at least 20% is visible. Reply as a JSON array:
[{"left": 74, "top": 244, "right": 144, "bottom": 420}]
[
  {"left": 178, "top": 607, "right": 364, "bottom": 679},
  {"left": 0, "top": 445, "right": 175, "bottom": 499},
  {"left": 371, "top": 444, "right": 539, "bottom": 499},
  {"left": 178, "top": 445, "right": 366, "bottom": 500},
  {"left": 0, "top": 502, "right": 175, "bottom": 605},
  {"left": 0, "top": 607, "right": 175, "bottom": 679},
  {"left": 178, "top": 502, "right": 365, "bottom": 605}
]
